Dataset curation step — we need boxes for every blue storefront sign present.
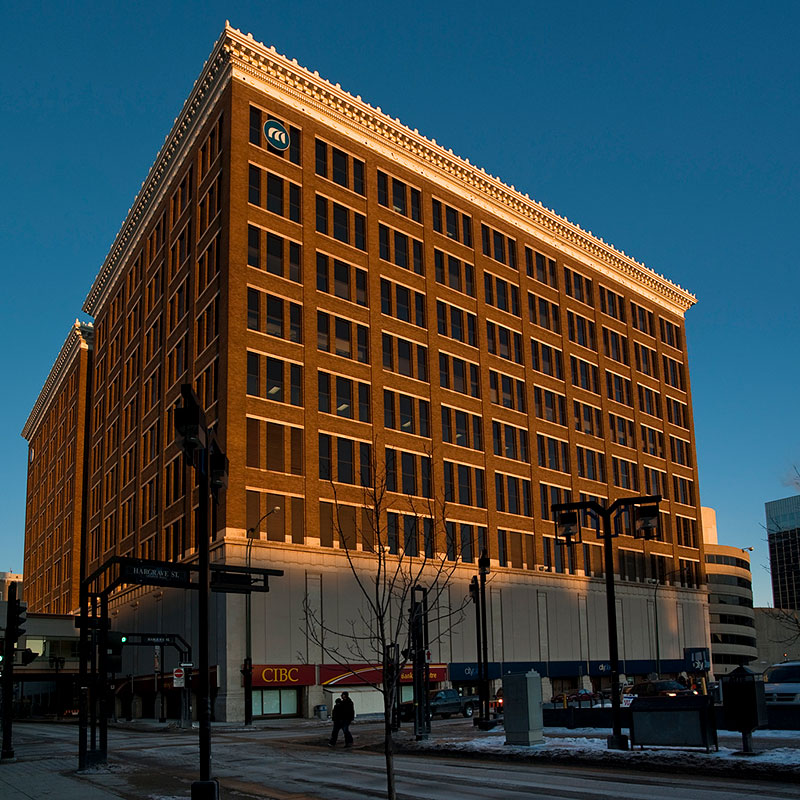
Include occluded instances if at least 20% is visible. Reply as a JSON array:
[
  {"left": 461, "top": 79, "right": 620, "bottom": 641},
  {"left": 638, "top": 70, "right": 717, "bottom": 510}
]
[{"left": 684, "top": 647, "right": 711, "bottom": 672}]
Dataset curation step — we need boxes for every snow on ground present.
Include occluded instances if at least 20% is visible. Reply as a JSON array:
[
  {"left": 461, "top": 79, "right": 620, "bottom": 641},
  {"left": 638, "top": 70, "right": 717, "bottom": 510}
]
[{"left": 409, "top": 728, "right": 800, "bottom": 771}]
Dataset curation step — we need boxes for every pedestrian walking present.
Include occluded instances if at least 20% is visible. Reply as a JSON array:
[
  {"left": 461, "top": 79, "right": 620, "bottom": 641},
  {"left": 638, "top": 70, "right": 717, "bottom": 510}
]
[{"left": 328, "top": 692, "right": 355, "bottom": 747}]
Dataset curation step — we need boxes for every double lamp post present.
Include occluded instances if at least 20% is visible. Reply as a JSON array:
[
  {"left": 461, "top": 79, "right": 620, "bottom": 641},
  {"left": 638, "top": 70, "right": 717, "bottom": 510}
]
[
  {"left": 175, "top": 384, "right": 228, "bottom": 800},
  {"left": 552, "top": 494, "right": 661, "bottom": 751}
]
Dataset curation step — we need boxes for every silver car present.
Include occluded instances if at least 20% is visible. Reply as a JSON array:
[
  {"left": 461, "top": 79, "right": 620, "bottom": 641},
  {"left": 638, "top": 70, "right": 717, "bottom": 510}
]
[{"left": 763, "top": 661, "right": 800, "bottom": 704}]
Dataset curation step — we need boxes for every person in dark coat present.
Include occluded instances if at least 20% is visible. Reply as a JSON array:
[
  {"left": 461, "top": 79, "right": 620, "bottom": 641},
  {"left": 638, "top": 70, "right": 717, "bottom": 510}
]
[{"left": 329, "top": 692, "right": 355, "bottom": 747}]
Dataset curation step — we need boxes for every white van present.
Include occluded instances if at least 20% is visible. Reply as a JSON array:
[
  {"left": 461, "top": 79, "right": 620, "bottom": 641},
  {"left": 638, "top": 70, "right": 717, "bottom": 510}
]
[{"left": 763, "top": 661, "right": 800, "bottom": 705}]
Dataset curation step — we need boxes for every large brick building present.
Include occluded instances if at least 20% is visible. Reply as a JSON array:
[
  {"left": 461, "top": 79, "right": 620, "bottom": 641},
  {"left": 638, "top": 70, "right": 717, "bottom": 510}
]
[{"left": 23, "top": 25, "right": 711, "bottom": 719}]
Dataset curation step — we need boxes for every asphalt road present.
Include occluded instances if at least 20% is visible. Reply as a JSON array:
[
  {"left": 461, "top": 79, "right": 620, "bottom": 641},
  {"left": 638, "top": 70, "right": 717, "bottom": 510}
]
[{"left": 8, "top": 720, "right": 800, "bottom": 800}]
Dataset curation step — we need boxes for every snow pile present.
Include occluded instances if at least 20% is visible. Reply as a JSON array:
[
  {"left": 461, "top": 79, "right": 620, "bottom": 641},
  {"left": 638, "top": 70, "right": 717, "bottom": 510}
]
[{"left": 405, "top": 728, "right": 800, "bottom": 774}]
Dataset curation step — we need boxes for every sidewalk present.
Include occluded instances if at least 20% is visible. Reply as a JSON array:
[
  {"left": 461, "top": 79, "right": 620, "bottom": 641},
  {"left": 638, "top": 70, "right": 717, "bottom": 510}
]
[{"left": 0, "top": 756, "right": 126, "bottom": 800}]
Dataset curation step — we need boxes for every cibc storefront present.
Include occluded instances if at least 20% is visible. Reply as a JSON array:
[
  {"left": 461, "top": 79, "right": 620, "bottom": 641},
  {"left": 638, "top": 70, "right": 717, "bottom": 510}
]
[
  {"left": 250, "top": 663, "right": 448, "bottom": 718},
  {"left": 251, "top": 664, "right": 316, "bottom": 717}
]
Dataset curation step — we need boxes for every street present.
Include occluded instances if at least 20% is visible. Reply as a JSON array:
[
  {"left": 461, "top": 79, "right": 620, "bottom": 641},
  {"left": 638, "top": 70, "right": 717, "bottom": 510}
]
[{"left": 2, "top": 719, "right": 798, "bottom": 800}]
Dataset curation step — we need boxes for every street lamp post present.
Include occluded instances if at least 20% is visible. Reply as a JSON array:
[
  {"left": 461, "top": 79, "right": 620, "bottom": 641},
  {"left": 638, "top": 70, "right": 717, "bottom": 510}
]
[
  {"left": 647, "top": 566, "right": 687, "bottom": 678},
  {"left": 553, "top": 495, "right": 661, "bottom": 751},
  {"left": 477, "top": 548, "right": 494, "bottom": 729},
  {"left": 243, "top": 505, "right": 280, "bottom": 725},
  {"left": 175, "top": 384, "right": 228, "bottom": 800}
]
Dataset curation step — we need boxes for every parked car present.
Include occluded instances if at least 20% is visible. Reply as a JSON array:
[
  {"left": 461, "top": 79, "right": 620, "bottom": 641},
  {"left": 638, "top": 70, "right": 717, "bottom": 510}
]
[
  {"left": 399, "top": 688, "right": 479, "bottom": 721},
  {"left": 550, "top": 688, "right": 601, "bottom": 707},
  {"left": 763, "top": 661, "right": 800, "bottom": 705},
  {"left": 491, "top": 687, "right": 504, "bottom": 716},
  {"left": 630, "top": 680, "right": 696, "bottom": 697}
]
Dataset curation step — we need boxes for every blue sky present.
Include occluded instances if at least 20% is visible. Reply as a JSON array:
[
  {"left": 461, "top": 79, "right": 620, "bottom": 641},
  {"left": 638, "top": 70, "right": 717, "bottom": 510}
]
[{"left": 2, "top": 1, "right": 797, "bottom": 607}]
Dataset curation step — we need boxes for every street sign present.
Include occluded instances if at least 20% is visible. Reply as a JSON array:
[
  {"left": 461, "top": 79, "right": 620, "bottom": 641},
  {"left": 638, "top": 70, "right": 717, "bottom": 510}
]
[
  {"left": 174, "top": 667, "right": 185, "bottom": 688},
  {"left": 119, "top": 559, "right": 192, "bottom": 589}
]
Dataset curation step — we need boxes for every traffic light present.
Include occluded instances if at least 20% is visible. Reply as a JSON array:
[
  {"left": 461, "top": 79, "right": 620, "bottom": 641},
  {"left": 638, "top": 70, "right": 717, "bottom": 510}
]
[
  {"left": 7, "top": 597, "right": 27, "bottom": 643},
  {"left": 19, "top": 648, "right": 37, "bottom": 666},
  {"left": 107, "top": 631, "right": 127, "bottom": 673}
]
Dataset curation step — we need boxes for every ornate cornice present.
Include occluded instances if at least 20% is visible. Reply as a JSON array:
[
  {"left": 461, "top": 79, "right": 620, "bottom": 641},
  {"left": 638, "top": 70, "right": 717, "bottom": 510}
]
[
  {"left": 83, "top": 23, "right": 695, "bottom": 318},
  {"left": 22, "top": 321, "right": 94, "bottom": 441},
  {"left": 223, "top": 25, "right": 695, "bottom": 314}
]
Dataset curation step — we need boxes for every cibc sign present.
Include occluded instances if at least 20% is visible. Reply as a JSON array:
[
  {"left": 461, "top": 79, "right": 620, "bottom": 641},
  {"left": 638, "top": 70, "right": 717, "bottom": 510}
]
[{"left": 252, "top": 664, "right": 316, "bottom": 687}]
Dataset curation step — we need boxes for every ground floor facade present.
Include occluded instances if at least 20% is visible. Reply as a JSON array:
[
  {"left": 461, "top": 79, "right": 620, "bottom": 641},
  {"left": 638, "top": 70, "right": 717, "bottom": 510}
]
[{"left": 105, "top": 539, "right": 711, "bottom": 721}]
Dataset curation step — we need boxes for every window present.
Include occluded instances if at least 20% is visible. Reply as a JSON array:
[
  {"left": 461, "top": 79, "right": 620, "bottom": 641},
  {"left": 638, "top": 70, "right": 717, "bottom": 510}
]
[
  {"left": 638, "top": 384, "right": 662, "bottom": 418},
  {"left": 247, "top": 227, "right": 302, "bottom": 282},
  {"left": 442, "top": 407, "right": 483, "bottom": 450},
  {"left": 634, "top": 342, "right": 659, "bottom": 377},
  {"left": 599, "top": 286, "right": 626, "bottom": 321},
  {"left": 526, "top": 248, "right": 558, "bottom": 287},
  {"left": 670, "top": 436, "right": 692, "bottom": 467},
  {"left": 567, "top": 311, "right": 596, "bottom": 350},
  {"left": 631, "top": 302, "right": 655, "bottom": 335},
  {"left": 481, "top": 224, "right": 517, "bottom": 268},
  {"left": 317, "top": 311, "right": 369, "bottom": 364},
  {"left": 534, "top": 387, "right": 567, "bottom": 426},
  {"left": 612, "top": 457, "right": 639, "bottom": 490},
  {"left": 382, "top": 279, "right": 426, "bottom": 327},
  {"left": 609, "top": 413, "right": 635, "bottom": 447},
  {"left": 378, "top": 171, "right": 421, "bottom": 221},
  {"left": 315, "top": 139, "right": 365, "bottom": 195},
  {"left": 577, "top": 446, "right": 606, "bottom": 482},
  {"left": 246, "top": 352, "right": 303, "bottom": 407},
  {"left": 528, "top": 293, "right": 560, "bottom": 332},
  {"left": 641, "top": 425, "right": 665, "bottom": 457},
  {"left": 320, "top": 435, "right": 371, "bottom": 485},
  {"left": 316, "top": 254, "right": 368, "bottom": 306},
  {"left": 495, "top": 473, "right": 532, "bottom": 515},
  {"left": 488, "top": 369, "right": 525, "bottom": 411},
  {"left": 673, "top": 475, "right": 695, "bottom": 506},
  {"left": 248, "top": 165, "right": 300, "bottom": 223},
  {"left": 250, "top": 106, "right": 301, "bottom": 164},
  {"left": 493, "top": 421, "right": 529, "bottom": 462},
  {"left": 382, "top": 334, "right": 428, "bottom": 381},
  {"left": 675, "top": 516, "right": 698, "bottom": 547},
  {"left": 484, "top": 273, "right": 520, "bottom": 316},
  {"left": 432, "top": 198, "right": 471, "bottom": 244},
  {"left": 378, "top": 224, "right": 424, "bottom": 274},
  {"left": 663, "top": 355, "right": 685, "bottom": 390},
  {"left": 660, "top": 317, "right": 682, "bottom": 350},
  {"left": 443, "top": 461, "right": 486, "bottom": 507},
  {"left": 487, "top": 321, "right": 523, "bottom": 363},
  {"left": 537, "top": 435, "right": 570, "bottom": 473},
  {"left": 386, "top": 449, "right": 432, "bottom": 497},
  {"left": 385, "top": 391, "right": 430, "bottom": 437},
  {"left": 644, "top": 466, "right": 668, "bottom": 498},
  {"left": 602, "top": 327, "right": 629, "bottom": 364},
  {"left": 606, "top": 371, "right": 632, "bottom": 406},
  {"left": 440, "top": 353, "right": 480, "bottom": 397},
  {"left": 570, "top": 356, "right": 599, "bottom": 393},
  {"left": 564, "top": 267, "right": 594, "bottom": 306},
  {"left": 315, "top": 196, "right": 366, "bottom": 250},
  {"left": 433, "top": 249, "right": 475, "bottom": 296},
  {"left": 436, "top": 301, "right": 476, "bottom": 345},
  {"left": 666, "top": 397, "right": 690, "bottom": 428},
  {"left": 531, "top": 339, "right": 564, "bottom": 379}
]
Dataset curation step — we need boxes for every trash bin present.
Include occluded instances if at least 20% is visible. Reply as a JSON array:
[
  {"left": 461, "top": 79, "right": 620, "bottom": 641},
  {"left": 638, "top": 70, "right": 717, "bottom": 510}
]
[{"left": 314, "top": 704, "right": 328, "bottom": 720}]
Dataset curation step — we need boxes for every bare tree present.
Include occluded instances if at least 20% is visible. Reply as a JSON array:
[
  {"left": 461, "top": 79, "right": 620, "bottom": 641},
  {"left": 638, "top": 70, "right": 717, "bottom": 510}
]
[{"left": 303, "top": 446, "right": 470, "bottom": 800}]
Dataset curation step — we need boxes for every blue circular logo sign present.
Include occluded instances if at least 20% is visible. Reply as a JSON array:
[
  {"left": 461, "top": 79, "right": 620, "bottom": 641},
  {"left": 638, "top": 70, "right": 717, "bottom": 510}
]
[{"left": 264, "top": 120, "right": 290, "bottom": 151}]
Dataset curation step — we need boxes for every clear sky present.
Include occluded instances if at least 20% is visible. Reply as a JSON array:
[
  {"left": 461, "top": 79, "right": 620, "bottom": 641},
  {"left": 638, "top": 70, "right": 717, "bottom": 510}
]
[{"left": 2, "top": 1, "right": 798, "bottom": 607}]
